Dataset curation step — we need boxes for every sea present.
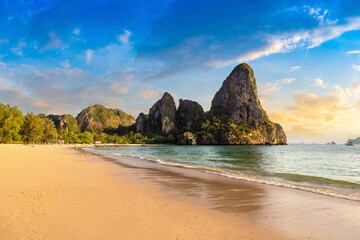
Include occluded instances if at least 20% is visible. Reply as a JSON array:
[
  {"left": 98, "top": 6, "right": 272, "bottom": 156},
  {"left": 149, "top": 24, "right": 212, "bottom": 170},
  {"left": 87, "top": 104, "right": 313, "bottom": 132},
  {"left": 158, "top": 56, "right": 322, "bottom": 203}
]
[{"left": 86, "top": 144, "right": 360, "bottom": 201}]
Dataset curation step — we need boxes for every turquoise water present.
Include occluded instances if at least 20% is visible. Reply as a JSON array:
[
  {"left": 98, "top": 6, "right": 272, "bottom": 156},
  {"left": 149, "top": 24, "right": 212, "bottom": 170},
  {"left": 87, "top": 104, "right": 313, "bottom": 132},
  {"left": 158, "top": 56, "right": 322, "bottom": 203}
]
[{"left": 88, "top": 144, "right": 360, "bottom": 201}]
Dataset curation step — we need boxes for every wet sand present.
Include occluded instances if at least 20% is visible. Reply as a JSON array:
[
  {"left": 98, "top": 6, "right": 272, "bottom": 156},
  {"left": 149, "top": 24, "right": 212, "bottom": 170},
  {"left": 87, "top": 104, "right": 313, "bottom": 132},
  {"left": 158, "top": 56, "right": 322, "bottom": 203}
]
[
  {"left": 0, "top": 144, "right": 288, "bottom": 240},
  {"left": 86, "top": 147, "right": 360, "bottom": 240}
]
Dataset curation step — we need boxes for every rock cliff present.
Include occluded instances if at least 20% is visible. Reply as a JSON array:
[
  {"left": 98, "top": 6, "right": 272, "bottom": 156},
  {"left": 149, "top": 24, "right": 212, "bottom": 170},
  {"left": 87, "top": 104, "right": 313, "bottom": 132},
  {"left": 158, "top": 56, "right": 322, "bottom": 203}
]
[
  {"left": 148, "top": 92, "right": 176, "bottom": 133},
  {"left": 134, "top": 63, "right": 286, "bottom": 145},
  {"left": 176, "top": 99, "right": 204, "bottom": 130},
  {"left": 135, "top": 112, "right": 148, "bottom": 132},
  {"left": 210, "top": 63, "right": 265, "bottom": 125},
  {"left": 47, "top": 114, "right": 79, "bottom": 133},
  {"left": 76, "top": 104, "right": 135, "bottom": 133}
]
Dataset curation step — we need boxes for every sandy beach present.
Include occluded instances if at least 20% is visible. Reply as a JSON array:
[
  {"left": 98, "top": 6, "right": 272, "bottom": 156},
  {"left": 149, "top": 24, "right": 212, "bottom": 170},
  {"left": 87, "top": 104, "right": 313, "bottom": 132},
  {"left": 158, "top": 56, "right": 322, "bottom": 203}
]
[{"left": 0, "top": 144, "right": 289, "bottom": 240}]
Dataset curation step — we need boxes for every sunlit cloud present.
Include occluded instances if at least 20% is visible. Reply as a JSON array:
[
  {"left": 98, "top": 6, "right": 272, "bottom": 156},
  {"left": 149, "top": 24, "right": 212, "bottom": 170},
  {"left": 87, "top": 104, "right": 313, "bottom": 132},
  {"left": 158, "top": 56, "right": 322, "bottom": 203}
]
[
  {"left": 261, "top": 78, "right": 295, "bottom": 93},
  {"left": 134, "top": 90, "right": 162, "bottom": 100},
  {"left": 314, "top": 78, "right": 326, "bottom": 88},
  {"left": 289, "top": 66, "right": 301, "bottom": 71}
]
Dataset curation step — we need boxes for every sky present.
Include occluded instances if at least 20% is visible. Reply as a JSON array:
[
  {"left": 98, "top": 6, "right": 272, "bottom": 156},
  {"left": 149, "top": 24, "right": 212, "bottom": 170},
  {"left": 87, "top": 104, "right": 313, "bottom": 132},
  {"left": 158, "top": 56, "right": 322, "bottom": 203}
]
[{"left": 1, "top": 0, "right": 360, "bottom": 143}]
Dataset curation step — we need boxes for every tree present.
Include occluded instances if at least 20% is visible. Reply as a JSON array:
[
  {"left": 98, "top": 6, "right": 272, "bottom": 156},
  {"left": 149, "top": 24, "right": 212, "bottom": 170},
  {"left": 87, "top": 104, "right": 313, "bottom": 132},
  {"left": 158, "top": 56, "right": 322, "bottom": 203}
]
[
  {"left": 0, "top": 103, "right": 23, "bottom": 143},
  {"left": 78, "top": 131, "right": 94, "bottom": 143},
  {"left": 42, "top": 118, "right": 58, "bottom": 143},
  {"left": 20, "top": 113, "right": 45, "bottom": 143}
]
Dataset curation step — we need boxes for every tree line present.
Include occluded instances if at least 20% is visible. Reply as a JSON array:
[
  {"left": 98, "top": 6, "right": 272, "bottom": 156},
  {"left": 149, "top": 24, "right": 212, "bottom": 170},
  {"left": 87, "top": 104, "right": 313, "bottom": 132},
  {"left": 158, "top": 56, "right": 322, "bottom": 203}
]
[{"left": 0, "top": 103, "right": 152, "bottom": 144}]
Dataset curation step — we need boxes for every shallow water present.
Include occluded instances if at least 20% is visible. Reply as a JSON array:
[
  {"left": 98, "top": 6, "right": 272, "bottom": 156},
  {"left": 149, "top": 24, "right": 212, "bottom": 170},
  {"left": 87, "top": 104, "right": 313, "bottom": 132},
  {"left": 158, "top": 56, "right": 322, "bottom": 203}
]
[{"left": 88, "top": 144, "right": 360, "bottom": 201}]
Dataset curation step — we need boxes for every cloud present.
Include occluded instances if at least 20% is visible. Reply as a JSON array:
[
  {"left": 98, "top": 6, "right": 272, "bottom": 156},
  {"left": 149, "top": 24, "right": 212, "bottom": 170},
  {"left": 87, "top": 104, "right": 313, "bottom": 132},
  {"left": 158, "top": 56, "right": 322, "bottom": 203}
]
[
  {"left": 307, "top": 17, "right": 360, "bottom": 48},
  {"left": 304, "top": 6, "right": 333, "bottom": 25},
  {"left": 117, "top": 30, "right": 132, "bottom": 45},
  {"left": 0, "top": 85, "right": 63, "bottom": 113},
  {"left": 41, "top": 31, "right": 63, "bottom": 51},
  {"left": 73, "top": 28, "right": 80, "bottom": 35},
  {"left": 289, "top": 66, "right": 301, "bottom": 71},
  {"left": 110, "top": 81, "right": 129, "bottom": 95},
  {"left": 0, "top": 62, "right": 6, "bottom": 66},
  {"left": 85, "top": 49, "right": 94, "bottom": 64},
  {"left": 267, "top": 111, "right": 299, "bottom": 123},
  {"left": 33, "top": 100, "right": 59, "bottom": 111},
  {"left": 346, "top": 50, "right": 360, "bottom": 54},
  {"left": 261, "top": 78, "right": 295, "bottom": 93},
  {"left": 60, "top": 60, "right": 71, "bottom": 68},
  {"left": 352, "top": 65, "right": 360, "bottom": 71},
  {"left": 286, "top": 85, "right": 353, "bottom": 122},
  {"left": 314, "top": 78, "right": 326, "bottom": 88},
  {"left": 134, "top": 90, "right": 162, "bottom": 99},
  {"left": 11, "top": 39, "right": 27, "bottom": 56},
  {"left": 167, "top": 15, "right": 360, "bottom": 72},
  {"left": 289, "top": 123, "right": 330, "bottom": 136}
]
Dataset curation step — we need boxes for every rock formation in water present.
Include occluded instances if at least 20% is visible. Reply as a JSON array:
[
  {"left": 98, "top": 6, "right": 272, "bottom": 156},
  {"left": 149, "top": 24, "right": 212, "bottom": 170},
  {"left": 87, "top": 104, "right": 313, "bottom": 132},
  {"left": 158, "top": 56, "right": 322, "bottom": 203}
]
[
  {"left": 176, "top": 99, "right": 204, "bottom": 131},
  {"left": 210, "top": 63, "right": 265, "bottom": 125},
  {"left": 76, "top": 104, "right": 135, "bottom": 133},
  {"left": 148, "top": 92, "right": 176, "bottom": 133},
  {"left": 135, "top": 63, "right": 287, "bottom": 145}
]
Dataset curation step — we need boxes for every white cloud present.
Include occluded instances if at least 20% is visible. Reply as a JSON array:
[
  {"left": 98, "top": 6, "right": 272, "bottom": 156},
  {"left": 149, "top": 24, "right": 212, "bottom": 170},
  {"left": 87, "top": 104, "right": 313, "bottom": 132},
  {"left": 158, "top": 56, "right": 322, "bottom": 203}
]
[
  {"left": 73, "top": 28, "right": 80, "bottom": 35},
  {"left": 60, "top": 60, "right": 71, "bottom": 68},
  {"left": 41, "top": 31, "right": 63, "bottom": 51},
  {"left": 307, "top": 17, "right": 360, "bottom": 48},
  {"left": 117, "top": 30, "right": 132, "bottom": 44},
  {"left": 207, "top": 17, "right": 360, "bottom": 68},
  {"left": 352, "top": 65, "right": 360, "bottom": 71},
  {"left": 261, "top": 78, "right": 295, "bottom": 93},
  {"left": 314, "top": 78, "right": 326, "bottom": 88},
  {"left": 289, "top": 66, "right": 301, "bottom": 71},
  {"left": 346, "top": 50, "right": 360, "bottom": 54},
  {"left": 0, "top": 62, "right": 6, "bottom": 66},
  {"left": 309, "top": 7, "right": 321, "bottom": 16},
  {"left": 304, "top": 6, "right": 334, "bottom": 25},
  {"left": 11, "top": 39, "right": 27, "bottom": 56},
  {"left": 281, "top": 78, "right": 296, "bottom": 84},
  {"left": 85, "top": 49, "right": 94, "bottom": 64}
]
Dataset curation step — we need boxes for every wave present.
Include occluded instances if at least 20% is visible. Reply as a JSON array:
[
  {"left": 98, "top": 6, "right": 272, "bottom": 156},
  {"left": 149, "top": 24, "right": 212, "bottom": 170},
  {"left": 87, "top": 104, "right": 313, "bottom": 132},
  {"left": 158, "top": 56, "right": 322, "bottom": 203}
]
[{"left": 83, "top": 147, "right": 360, "bottom": 202}]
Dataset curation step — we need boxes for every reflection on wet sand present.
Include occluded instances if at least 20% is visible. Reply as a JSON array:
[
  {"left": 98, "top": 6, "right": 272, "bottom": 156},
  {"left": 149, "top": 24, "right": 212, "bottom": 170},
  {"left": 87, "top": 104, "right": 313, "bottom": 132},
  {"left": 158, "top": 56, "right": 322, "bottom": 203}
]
[
  {"left": 86, "top": 150, "right": 268, "bottom": 214},
  {"left": 80, "top": 149, "right": 360, "bottom": 240}
]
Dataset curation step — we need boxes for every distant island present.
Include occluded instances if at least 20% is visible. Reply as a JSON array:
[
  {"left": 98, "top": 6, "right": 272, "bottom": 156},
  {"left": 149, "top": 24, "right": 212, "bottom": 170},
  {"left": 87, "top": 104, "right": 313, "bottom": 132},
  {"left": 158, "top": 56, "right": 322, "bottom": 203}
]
[{"left": 0, "top": 63, "right": 286, "bottom": 145}]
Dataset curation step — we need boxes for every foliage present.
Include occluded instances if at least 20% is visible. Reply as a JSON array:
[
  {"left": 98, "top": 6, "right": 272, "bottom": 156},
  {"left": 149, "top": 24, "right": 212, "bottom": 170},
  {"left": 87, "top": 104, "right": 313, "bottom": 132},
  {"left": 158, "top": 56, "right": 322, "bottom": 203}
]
[
  {"left": 0, "top": 103, "right": 23, "bottom": 143},
  {"left": 76, "top": 104, "right": 135, "bottom": 133},
  {"left": 0, "top": 101, "right": 280, "bottom": 145},
  {"left": 20, "top": 113, "right": 47, "bottom": 143}
]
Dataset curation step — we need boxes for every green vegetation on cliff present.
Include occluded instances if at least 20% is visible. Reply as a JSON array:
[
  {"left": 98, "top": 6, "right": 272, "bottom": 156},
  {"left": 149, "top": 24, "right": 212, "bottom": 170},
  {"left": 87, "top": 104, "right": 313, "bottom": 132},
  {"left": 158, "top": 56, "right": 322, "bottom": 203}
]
[{"left": 76, "top": 104, "right": 135, "bottom": 133}]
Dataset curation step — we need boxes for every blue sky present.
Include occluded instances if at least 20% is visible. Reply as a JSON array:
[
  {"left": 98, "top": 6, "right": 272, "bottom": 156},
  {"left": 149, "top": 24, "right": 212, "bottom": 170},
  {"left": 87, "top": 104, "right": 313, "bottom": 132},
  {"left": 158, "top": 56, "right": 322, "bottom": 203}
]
[{"left": 1, "top": 0, "right": 360, "bottom": 142}]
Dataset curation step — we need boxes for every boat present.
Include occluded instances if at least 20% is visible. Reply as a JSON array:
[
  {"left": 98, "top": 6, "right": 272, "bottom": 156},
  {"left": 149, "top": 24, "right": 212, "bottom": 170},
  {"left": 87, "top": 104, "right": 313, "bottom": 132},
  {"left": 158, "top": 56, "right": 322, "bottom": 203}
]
[
  {"left": 346, "top": 141, "right": 355, "bottom": 146},
  {"left": 345, "top": 134, "right": 355, "bottom": 146}
]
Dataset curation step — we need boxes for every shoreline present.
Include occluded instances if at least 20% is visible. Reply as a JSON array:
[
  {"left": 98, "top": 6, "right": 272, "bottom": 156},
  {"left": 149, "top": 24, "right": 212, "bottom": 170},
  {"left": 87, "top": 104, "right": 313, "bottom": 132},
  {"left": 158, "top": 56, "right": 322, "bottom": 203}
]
[
  {"left": 83, "top": 146, "right": 360, "bottom": 202},
  {"left": 0, "top": 144, "right": 289, "bottom": 240},
  {"left": 82, "top": 146, "right": 360, "bottom": 240}
]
